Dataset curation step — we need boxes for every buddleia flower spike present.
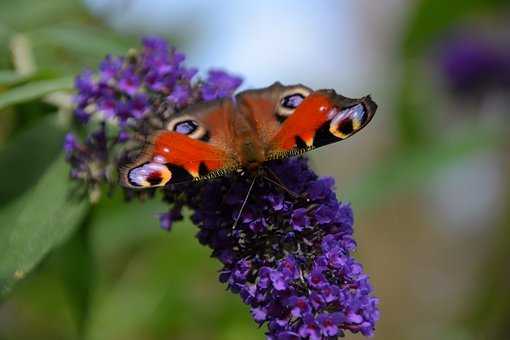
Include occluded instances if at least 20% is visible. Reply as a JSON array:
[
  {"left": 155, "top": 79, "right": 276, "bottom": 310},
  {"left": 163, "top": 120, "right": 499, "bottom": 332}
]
[{"left": 65, "top": 36, "right": 378, "bottom": 339}]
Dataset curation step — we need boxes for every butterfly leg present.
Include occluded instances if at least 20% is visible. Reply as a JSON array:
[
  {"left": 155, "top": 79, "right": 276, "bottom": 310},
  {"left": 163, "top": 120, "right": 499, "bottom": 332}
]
[
  {"left": 261, "top": 175, "right": 299, "bottom": 199},
  {"left": 262, "top": 166, "right": 300, "bottom": 198},
  {"left": 263, "top": 167, "right": 310, "bottom": 203},
  {"left": 232, "top": 175, "right": 257, "bottom": 230}
]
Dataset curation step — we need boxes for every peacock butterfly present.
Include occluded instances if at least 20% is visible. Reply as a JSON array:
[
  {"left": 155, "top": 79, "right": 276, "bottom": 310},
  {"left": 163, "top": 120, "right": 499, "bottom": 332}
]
[{"left": 120, "top": 82, "right": 377, "bottom": 188}]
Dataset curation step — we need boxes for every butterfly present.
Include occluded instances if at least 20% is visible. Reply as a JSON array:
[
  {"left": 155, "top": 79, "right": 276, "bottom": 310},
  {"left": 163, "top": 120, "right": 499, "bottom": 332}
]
[{"left": 120, "top": 82, "right": 377, "bottom": 189}]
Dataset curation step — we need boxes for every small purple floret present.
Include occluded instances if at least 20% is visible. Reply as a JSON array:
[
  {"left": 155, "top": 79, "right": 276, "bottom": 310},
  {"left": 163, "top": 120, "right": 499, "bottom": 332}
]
[
  {"left": 63, "top": 133, "right": 77, "bottom": 157},
  {"left": 201, "top": 69, "right": 243, "bottom": 101}
]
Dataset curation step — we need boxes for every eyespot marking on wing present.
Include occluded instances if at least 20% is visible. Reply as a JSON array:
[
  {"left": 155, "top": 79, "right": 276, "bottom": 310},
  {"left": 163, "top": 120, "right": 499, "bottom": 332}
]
[
  {"left": 167, "top": 115, "right": 209, "bottom": 141},
  {"left": 329, "top": 103, "right": 366, "bottom": 139},
  {"left": 175, "top": 120, "right": 199, "bottom": 134},
  {"left": 127, "top": 162, "right": 172, "bottom": 188},
  {"left": 275, "top": 86, "right": 312, "bottom": 120},
  {"left": 281, "top": 93, "right": 305, "bottom": 109}
]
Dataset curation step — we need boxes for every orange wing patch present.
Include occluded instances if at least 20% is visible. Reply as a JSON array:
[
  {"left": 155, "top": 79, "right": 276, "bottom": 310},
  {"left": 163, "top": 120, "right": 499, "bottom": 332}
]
[
  {"left": 268, "top": 93, "right": 334, "bottom": 155},
  {"left": 120, "top": 131, "right": 239, "bottom": 189},
  {"left": 152, "top": 131, "right": 232, "bottom": 178}
]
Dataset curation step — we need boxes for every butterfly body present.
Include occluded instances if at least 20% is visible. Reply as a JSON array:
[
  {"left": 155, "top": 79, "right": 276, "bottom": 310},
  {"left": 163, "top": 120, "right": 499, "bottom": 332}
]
[{"left": 120, "top": 82, "right": 377, "bottom": 189}]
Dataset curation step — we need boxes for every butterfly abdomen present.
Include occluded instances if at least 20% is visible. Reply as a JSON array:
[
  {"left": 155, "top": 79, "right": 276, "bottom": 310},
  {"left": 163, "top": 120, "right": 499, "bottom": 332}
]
[
  {"left": 241, "top": 139, "right": 266, "bottom": 165},
  {"left": 235, "top": 123, "right": 267, "bottom": 167}
]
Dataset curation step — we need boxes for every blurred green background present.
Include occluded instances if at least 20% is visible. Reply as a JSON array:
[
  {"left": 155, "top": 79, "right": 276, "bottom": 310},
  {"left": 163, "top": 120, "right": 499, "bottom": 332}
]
[{"left": 0, "top": 1, "right": 509, "bottom": 339}]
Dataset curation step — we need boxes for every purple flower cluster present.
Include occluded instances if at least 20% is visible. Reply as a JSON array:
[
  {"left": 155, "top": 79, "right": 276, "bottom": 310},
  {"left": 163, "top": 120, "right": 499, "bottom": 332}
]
[
  {"left": 65, "top": 37, "right": 378, "bottom": 339},
  {"left": 438, "top": 34, "right": 510, "bottom": 94},
  {"left": 64, "top": 123, "right": 108, "bottom": 196},
  {"left": 162, "top": 159, "right": 379, "bottom": 339},
  {"left": 65, "top": 37, "right": 242, "bottom": 188}
]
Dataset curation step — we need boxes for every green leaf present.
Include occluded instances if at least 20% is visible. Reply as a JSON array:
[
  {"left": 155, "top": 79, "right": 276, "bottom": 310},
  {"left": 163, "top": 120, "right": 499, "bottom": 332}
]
[
  {"left": 23, "top": 23, "right": 134, "bottom": 75},
  {"left": 0, "top": 70, "right": 31, "bottom": 86},
  {"left": 57, "top": 215, "right": 95, "bottom": 335},
  {"left": 33, "top": 24, "right": 132, "bottom": 58},
  {"left": 0, "top": 76, "right": 73, "bottom": 110},
  {"left": 0, "top": 114, "right": 65, "bottom": 204},
  {"left": 0, "top": 154, "right": 90, "bottom": 297},
  {"left": 0, "top": 69, "right": 64, "bottom": 87},
  {"left": 0, "top": 0, "right": 86, "bottom": 33}
]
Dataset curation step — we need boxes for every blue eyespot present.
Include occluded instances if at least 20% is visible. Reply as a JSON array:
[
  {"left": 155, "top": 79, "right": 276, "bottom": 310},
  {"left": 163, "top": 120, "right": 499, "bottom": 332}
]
[
  {"left": 281, "top": 94, "right": 305, "bottom": 109},
  {"left": 347, "top": 104, "right": 366, "bottom": 124},
  {"left": 329, "top": 104, "right": 366, "bottom": 139},
  {"left": 174, "top": 120, "right": 199, "bottom": 135}
]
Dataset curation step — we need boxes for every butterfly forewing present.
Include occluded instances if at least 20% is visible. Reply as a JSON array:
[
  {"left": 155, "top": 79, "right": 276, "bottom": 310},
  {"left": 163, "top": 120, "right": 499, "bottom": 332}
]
[
  {"left": 119, "top": 99, "right": 242, "bottom": 188},
  {"left": 265, "top": 90, "right": 377, "bottom": 160}
]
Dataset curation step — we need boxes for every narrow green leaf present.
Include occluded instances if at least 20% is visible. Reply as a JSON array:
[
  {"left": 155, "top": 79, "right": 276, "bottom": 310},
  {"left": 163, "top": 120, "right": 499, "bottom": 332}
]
[
  {"left": 0, "top": 0, "right": 84, "bottom": 32},
  {"left": 0, "top": 154, "right": 90, "bottom": 297},
  {"left": 0, "top": 76, "right": 73, "bottom": 110},
  {"left": 57, "top": 215, "right": 95, "bottom": 336},
  {"left": 33, "top": 24, "right": 132, "bottom": 57},
  {"left": 0, "top": 70, "right": 31, "bottom": 86},
  {"left": 0, "top": 114, "right": 65, "bottom": 204},
  {"left": 0, "top": 69, "right": 62, "bottom": 86}
]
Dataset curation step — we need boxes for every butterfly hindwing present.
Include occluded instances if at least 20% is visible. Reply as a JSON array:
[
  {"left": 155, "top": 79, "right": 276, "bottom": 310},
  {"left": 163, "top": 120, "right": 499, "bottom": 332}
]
[{"left": 120, "top": 99, "right": 241, "bottom": 188}]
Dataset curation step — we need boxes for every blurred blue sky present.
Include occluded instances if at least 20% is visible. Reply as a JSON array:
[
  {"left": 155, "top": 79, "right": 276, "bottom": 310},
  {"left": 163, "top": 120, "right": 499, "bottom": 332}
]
[{"left": 85, "top": 0, "right": 407, "bottom": 94}]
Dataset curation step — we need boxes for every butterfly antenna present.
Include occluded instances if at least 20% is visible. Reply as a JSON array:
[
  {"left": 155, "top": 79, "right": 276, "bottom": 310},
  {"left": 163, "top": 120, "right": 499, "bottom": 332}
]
[
  {"left": 232, "top": 175, "right": 257, "bottom": 229},
  {"left": 262, "top": 167, "right": 299, "bottom": 199}
]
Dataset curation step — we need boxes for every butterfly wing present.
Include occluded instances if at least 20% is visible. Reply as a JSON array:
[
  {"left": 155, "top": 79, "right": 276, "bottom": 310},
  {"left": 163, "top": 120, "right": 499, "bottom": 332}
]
[
  {"left": 236, "top": 82, "right": 377, "bottom": 160},
  {"left": 267, "top": 90, "right": 377, "bottom": 159},
  {"left": 235, "top": 82, "right": 312, "bottom": 146},
  {"left": 120, "top": 98, "right": 241, "bottom": 188}
]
